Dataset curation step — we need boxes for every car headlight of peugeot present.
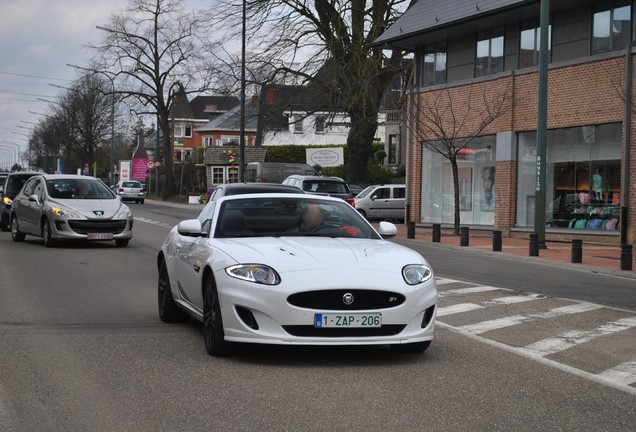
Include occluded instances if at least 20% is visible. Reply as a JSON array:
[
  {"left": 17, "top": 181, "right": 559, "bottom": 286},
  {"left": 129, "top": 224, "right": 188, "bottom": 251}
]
[
  {"left": 115, "top": 206, "right": 132, "bottom": 219},
  {"left": 226, "top": 264, "right": 281, "bottom": 285},
  {"left": 51, "top": 206, "right": 81, "bottom": 218},
  {"left": 402, "top": 264, "right": 433, "bottom": 285}
]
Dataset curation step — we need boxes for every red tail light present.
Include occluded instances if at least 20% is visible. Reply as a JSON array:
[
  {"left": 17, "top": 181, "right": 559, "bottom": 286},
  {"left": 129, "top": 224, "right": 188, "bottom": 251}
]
[
  {"left": 346, "top": 199, "right": 355, "bottom": 207},
  {"left": 140, "top": 188, "right": 145, "bottom": 193},
  {"left": 118, "top": 188, "right": 124, "bottom": 192}
]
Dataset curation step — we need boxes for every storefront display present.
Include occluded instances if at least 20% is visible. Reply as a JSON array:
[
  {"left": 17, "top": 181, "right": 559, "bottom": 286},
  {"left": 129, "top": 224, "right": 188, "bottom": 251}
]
[
  {"left": 516, "top": 123, "right": 621, "bottom": 231},
  {"left": 421, "top": 136, "right": 496, "bottom": 225}
]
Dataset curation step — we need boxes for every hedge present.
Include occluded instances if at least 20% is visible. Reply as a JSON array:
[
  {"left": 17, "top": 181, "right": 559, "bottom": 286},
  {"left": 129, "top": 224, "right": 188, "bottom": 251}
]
[{"left": 265, "top": 143, "right": 385, "bottom": 164}]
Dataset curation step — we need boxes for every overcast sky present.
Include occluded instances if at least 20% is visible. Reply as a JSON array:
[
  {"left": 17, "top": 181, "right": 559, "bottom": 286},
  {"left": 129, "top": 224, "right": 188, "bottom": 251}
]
[{"left": 0, "top": 0, "right": 208, "bottom": 169}]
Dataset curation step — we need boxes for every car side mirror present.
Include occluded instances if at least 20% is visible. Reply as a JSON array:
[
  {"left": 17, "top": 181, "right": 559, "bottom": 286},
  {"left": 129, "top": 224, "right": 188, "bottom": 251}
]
[
  {"left": 377, "top": 221, "right": 397, "bottom": 239},
  {"left": 370, "top": 195, "right": 377, "bottom": 201},
  {"left": 28, "top": 194, "right": 39, "bottom": 204},
  {"left": 177, "top": 219, "right": 204, "bottom": 237}
]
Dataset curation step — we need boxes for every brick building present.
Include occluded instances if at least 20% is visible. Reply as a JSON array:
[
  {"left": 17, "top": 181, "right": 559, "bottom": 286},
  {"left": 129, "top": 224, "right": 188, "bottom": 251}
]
[{"left": 376, "top": 0, "right": 636, "bottom": 245}]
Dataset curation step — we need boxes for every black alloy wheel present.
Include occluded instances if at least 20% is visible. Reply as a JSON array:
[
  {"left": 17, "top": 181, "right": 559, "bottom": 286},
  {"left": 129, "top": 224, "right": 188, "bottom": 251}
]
[
  {"left": 203, "top": 274, "right": 230, "bottom": 356},
  {"left": 157, "top": 259, "right": 188, "bottom": 323}
]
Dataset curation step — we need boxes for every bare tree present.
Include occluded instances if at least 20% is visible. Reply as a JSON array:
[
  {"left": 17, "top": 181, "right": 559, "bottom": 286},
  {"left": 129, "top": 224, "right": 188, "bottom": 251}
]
[
  {"left": 92, "top": 0, "right": 215, "bottom": 197},
  {"left": 409, "top": 83, "right": 514, "bottom": 235},
  {"left": 213, "top": 0, "right": 413, "bottom": 183}
]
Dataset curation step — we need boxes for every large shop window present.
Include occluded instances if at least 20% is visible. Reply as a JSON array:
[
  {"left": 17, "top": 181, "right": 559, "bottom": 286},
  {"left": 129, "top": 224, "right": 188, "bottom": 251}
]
[
  {"left": 420, "top": 136, "right": 497, "bottom": 225},
  {"left": 592, "top": 1, "right": 632, "bottom": 54},
  {"left": 516, "top": 123, "right": 622, "bottom": 231}
]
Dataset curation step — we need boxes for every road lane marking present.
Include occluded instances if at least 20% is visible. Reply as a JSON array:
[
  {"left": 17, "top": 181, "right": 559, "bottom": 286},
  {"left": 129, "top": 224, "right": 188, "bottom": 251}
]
[
  {"left": 436, "top": 303, "right": 485, "bottom": 317},
  {"left": 438, "top": 286, "right": 504, "bottom": 297},
  {"left": 597, "top": 360, "right": 636, "bottom": 386},
  {"left": 437, "top": 321, "right": 636, "bottom": 397},
  {"left": 484, "top": 293, "right": 543, "bottom": 305},
  {"left": 458, "top": 303, "right": 604, "bottom": 334},
  {"left": 522, "top": 316, "right": 636, "bottom": 357},
  {"left": 134, "top": 217, "right": 173, "bottom": 228},
  {"left": 435, "top": 278, "right": 460, "bottom": 286}
]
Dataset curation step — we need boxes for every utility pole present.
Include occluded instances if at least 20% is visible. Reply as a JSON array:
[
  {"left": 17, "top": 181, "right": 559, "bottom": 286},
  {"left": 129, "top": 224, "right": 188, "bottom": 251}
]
[{"left": 533, "top": 0, "right": 549, "bottom": 248}]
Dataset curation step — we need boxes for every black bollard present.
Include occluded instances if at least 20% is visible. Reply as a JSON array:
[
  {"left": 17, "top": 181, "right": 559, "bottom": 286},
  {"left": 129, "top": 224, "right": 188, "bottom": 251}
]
[
  {"left": 432, "top": 224, "right": 441, "bottom": 243},
  {"left": 493, "top": 230, "right": 502, "bottom": 252},
  {"left": 529, "top": 233, "right": 539, "bottom": 257},
  {"left": 407, "top": 222, "right": 415, "bottom": 239},
  {"left": 571, "top": 239, "right": 582, "bottom": 264},
  {"left": 460, "top": 227, "right": 469, "bottom": 247},
  {"left": 620, "top": 244, "right": 633, "bottom": 271}
]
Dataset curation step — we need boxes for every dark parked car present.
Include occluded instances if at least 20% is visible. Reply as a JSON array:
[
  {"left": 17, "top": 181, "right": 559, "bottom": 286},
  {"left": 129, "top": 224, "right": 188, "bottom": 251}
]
[
  {"left": 0, "top": 171, "right": 40, "bottom": 231},
  {"left": 282, "top": 175, "right": 355, "bottom": 206},
  {"left": 207, "top": 183, "right": 305, "bottom": 203}
]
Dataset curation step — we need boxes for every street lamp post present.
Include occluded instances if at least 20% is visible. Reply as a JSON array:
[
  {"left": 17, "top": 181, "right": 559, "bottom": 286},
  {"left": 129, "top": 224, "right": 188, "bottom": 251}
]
[
  {"left": 1, "top": 141, "right": 21, "bottom": 167},
  {"left": 67, "top": 64, "right": 116, "bottom": 185}
]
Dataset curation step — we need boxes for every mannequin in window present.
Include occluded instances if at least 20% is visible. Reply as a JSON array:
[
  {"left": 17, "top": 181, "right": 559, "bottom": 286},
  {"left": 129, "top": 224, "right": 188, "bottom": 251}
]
[{"left": 592, "top": 170, "right": 603, "bottom": 201}]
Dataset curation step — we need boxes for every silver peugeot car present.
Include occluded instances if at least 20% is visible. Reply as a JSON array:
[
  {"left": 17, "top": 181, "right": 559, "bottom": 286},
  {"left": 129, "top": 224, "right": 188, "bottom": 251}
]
[{"left": 10, "top": 174, "right": 133, "bottom": 247}]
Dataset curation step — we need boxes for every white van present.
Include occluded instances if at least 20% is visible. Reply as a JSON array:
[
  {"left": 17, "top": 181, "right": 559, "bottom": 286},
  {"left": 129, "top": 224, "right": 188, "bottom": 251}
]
[{"left": 354, "top": 184, "right": 406, "bottom": 221}]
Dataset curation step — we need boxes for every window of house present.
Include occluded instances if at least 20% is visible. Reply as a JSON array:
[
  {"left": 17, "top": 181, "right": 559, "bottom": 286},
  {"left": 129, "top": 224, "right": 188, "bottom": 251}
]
[
  {"left": 227, "top": 167, "right": 239, "bottom": 183},
  {"left": 421, "top": 42, "right": 447, "bottom": 86},
  {"left": 519, "top": 20, "right": 552, "bottom": 68},
  {"left": 203, "top": 136, "right": 213, "bottom": 147},
  {"left": 388, "top": 134, "right": 397, "bottom": 165},
  {"left": 475, "top": 28, "right": 504, "bottom": 77},
  {"left": 185, "top": 124, "right": 192, "bottom": 138},
  {"left": 293, "top": 115, "right": 303, "bottom": 133},
  {"left": 220, "top": 136, "right": 239, "bottom": 145},
  {"left": 212, "top": 167, "right": 224, "bottom": 184},
  {"left": 315, "top": 115, "right": 326, "bottom": 133},
  {"left": 174, "top": 124, "right": 184, "bottom": 137},
  {"left": 593, "top": 1, "right": 632, "bottom": 53}
]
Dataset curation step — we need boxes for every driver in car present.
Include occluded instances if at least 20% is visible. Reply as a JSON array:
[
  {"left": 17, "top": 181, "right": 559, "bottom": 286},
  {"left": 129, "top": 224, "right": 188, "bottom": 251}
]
[{"left": 296, "top": 203, "right": 324, "bottom": 232}]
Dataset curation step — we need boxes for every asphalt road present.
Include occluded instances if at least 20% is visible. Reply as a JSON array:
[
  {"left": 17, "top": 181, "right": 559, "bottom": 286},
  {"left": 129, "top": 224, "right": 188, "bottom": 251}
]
[{"left": 0, "top": 202, "right": 634, "bottom": 431}]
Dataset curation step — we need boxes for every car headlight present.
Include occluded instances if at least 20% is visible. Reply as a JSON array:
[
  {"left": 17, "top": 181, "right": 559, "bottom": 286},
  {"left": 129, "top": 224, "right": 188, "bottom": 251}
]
[
  {"left": 402, "top": 264, "right": 433, "bottom": 285},
  {"left": 51, "top": 206, "right": 81, "bottom": 218},
  {"left": 115, "top": 206, "right": 132, "bottom": 219},
  {"left": 226, "top": 264, "right": 281, "bottom": 285},
  {"left": 3, "top": 196, "right": 11, "bottom": 206}
]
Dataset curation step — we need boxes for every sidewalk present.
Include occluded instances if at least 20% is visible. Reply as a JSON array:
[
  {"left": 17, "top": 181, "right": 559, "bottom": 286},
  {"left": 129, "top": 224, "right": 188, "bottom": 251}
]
[{"left": 394, "top": 225, "right": 636, "bottom": 276}]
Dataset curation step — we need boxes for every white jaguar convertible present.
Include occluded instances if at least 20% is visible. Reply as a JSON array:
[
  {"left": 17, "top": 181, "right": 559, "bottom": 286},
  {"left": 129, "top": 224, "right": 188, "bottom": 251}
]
[{"left": 157, "top": 193, "right": 438, "bottom": 356}]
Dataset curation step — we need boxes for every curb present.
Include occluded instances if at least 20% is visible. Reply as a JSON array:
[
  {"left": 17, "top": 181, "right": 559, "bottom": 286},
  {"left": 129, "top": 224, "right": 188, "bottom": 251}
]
[{"left": 393, "top": 237, "right": 636, "bottom": 281}]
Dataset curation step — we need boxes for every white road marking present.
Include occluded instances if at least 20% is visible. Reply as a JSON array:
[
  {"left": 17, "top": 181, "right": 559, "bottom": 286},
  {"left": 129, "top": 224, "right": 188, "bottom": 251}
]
[
  {"left": 484, "top": 293, "right": 543, "bottom": 305},
  {"left": 459, "top": 303, "right": 603, "bottom": 334},
  {"left": 438, "top": 286, "right": 504, "bottom": 297},
  {"left": 134, "top": 217, "right": 172, "bottom": 228},
  {"left": 436, "top": 303, "right": 485, "bottom": 317},
  {"left": 435, "top": 278, "right": 460, "bottom": 286},
  {"left": 597, "top": 360, "right": 636, "bottom": 386},
  {"left": 438, "top": 321, "right": 636, "bottom": 397},
  {"left": 522, "top": 316, "right": 636, "bottom": 357}
]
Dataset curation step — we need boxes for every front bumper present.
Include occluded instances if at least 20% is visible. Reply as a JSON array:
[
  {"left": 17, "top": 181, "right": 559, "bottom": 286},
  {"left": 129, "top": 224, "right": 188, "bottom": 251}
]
[
  {"left": 50, "top": 216, "right": 134, "bottom": 241},
  {"left": 214, "top": 268, "right": 438, "bottom": 346}
]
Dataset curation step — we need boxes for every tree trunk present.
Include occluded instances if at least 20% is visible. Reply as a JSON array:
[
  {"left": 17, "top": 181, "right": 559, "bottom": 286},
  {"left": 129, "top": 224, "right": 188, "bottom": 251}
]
[
  {"left": 161, "top": 121, "right": 177, "bottom": 198},
  {"left": 451, "top": 155, "right": 460, "bottom": 236},
  {"left": 347, "top": 111, "right": 378, "bottom": 183}
]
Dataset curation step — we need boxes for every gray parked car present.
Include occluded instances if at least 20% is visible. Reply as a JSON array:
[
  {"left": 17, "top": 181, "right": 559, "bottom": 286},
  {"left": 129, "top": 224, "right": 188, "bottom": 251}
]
[
  {"left": 354, "top": 184, "right": 406, "bottom": 221},
  {"left": 10, "top": 174, "right": 133, "bottom": 247}
]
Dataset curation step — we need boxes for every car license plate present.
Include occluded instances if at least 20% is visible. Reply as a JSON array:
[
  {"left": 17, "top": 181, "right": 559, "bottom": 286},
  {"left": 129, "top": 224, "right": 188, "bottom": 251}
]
[
  {"left": 87, "top": 233, "right": 113, "bottom": 240},
  {"left": 314, "top": 313, "right": 381, "bottom": 328}
]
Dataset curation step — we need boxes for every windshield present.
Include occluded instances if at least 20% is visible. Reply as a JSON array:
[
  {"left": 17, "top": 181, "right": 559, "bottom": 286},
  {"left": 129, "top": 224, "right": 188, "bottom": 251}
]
[
  {"left": 355, "top": 186, "right": 375, "bottom": 199},
  {"left": 46, "top": 178, "right": 116, "bottom": 200},
  {"left": 121, "top": 181, "right": 141, "bottom": 188},
  {"left": 214, "top": 197, "right": 380, "bottom": 239}
]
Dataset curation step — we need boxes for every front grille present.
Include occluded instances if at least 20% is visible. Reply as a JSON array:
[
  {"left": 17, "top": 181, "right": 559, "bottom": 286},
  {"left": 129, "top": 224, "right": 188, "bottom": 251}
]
[
  {"left": 282, "top": 325, "right": 405, "bottom": 337},
  {"left": 287, "top": 290, "right": 405, "bottom": 311},
  {"left": 68, "top": 220, "right": 128, "bottom": 234}
]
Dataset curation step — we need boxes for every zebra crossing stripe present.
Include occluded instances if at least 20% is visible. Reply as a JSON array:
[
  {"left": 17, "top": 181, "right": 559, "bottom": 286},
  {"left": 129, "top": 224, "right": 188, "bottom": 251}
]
[
  {"left": 459, "top": 303, "right": 603, "bottom": 334},
  {"left": 436, "top": 303, "right": 485, "bottom": 317},
  {"left": 597, "top": 360, "right": 636, "bottom": 386},
  {"left": 522, "top": 316, "right": 636, "bottom": 357},
  {"left": 435, "top": 278, "right": 460, "bottom": 286},
  {"left": 438, "top": 286, "right": 503, "bottom": 297},
  {"left": 484, "top": 293, "right": 543, "bottom": 305}
]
